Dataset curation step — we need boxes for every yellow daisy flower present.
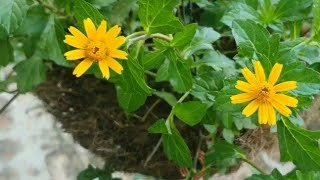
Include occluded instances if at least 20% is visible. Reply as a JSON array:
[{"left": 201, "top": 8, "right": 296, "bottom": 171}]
[
  {"left": 64, "top": 18, "right": 128, "bottom": 79},
  {"left": 230, "top": 61, "right": 298, "bottom": 126}
]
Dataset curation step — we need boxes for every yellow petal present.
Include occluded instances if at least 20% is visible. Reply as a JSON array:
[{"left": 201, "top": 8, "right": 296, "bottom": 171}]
[
  {"left": 106, "top": 25, "right": 121, "bottom": 40},
  {"left": 109, "top": 36, "right": 126, "bottom": 49},
  {"left": 274, "top": 94, "right": 298, "bottom": 107},
  {"left": 96, "top": 20, "right": 107, "bottom": 39},
  {"left": 270, "top": 98, "right": 292, "bottom": 117},
  {"left": 241, "top": 68, "right": 258, "bottom": 85},
  {"left": 106, "top": 57, "right": 123, "bottom": 74},
  {"left": 242, "top": 99, "right": 259, "bottom": 117},
  {"left": 268, "top": 63, "right": 283, "bottom": 86},
  {"left": 99, "top": 59, "right": 110, "bottom": 79},
  {"left": 254, "top": 61, "right": 266, "bottom": 82},
  {"left": 267, "top": 103, "right": 276, "bottom": 126},
  {"left": 258, "top": 103, "right": 268, "bottom": 124},
  {"left": 64, "top": 50, "right": 86, "bottom": 60},
  {"left": 110, "top": 50, "right": 128, "bottom": 60},
  {"left": 230, "top": 93, "right": 256, "bottom": 104},
  {"left": 72, "top": 59, "right": 93, "bottom": 77},
  {"left": 273, "top": 81, "right": 297, "bottom": 92},
  {"left": 235, "top": 80, "right": 255, "bottom": 93},
  {"left": 84, "top": 18, "right": 96, "bottom": 39},
  {"left": 64, "top": 35, "right": 87, "bottom": 49},
  {"left": 68, "top": 26, "right": 88, "bottom": 42}
]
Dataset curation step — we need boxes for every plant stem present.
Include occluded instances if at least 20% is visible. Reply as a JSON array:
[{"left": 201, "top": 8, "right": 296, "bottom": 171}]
[
  {"left": 243, "top": 158, "right": 267, "bottom": 175},
  {"left": 143, "top": 90, "right": 191, "bottom": 167},
  {"left": 126, "top": 31, "right": 147, "bottom": 40},
  {"left": 150, "top": 33, "right": 173, "bottom": 42},
  {"left": 0, "top": 92, "right": 20, "bottom": 115}
]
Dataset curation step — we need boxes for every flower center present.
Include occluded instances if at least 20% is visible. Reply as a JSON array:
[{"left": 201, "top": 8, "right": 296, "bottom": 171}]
[
  {"left": 256, "top": 83, "right": 274, "bottom": 102},
  {"left": 85, "top": 40, "right": 109, "bottom": 61}
]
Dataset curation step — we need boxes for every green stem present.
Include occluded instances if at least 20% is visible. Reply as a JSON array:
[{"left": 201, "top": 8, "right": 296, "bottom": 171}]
[
  {"left": 126, "top": 31, "right": 147, "bottom": 40},
  {"left": 150, "top": 33, "right": 173, "bottom": 42},
  {"left": 243, "top": 158, "right": 267, "bottom": 175}
]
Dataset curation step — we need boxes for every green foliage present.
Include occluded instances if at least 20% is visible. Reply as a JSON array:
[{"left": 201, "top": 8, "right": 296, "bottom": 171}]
[
  {"left": 0, "top": 0, "right": 28, "bottom": 33},
  {"left": 117, "top": 56, "right": 153, "bottom": 112},
  {"left": 138, "top": 0, "right": 184, "bottom": 34},
  {"left": 77, "top": 165, "right": 116, "bottom": 180},
  {"left": 278, "top": 118, "right": 320, "bottom": 170},
  {"left": 163, "top": 126, "right": 193, "bottom": 167},
  {"left": 174, "top": 101, "right": 207, "bottom": 126},
  {"left": 205, "top": 141, "right": 246, "bottom": 171},
  {"left": 1, "top": 0, "right": 320, "bottom": 178},
  {"left": 14, "top": 56, "right": 47, "bottom": 93}
]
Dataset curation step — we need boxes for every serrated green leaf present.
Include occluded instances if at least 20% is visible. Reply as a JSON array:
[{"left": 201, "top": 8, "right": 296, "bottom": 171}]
[
  {"left": 205, "top": 140, "right": 246, "bottom": 169},
  {"left": 163, "top": 126, "right": 193, "bottom": 167},
  {"left": 277, "top": 117, "right": 320, "bottom": 170},
  {"left": 232, "top": 20, "right": 280, "bottom": 72},
  {"left": 0, "top": 25, "right": 13, "bottom": 67},
  {"left": 170, "top": 23, "right": 197, "bottom": 48},
  {"left": 148, "top": 119, "right": 169, "bottom": 134},
  {"left": 14, "top": 56, "right": 47, "bottom": 93},
  {"left": 142, "top": 49, "right": 166, "bottom": 70},
  {"left": 183, "top": 27, "right": 221, "bottom": 58},
  {"left": 38, "top": 15, "right": 71, "bottom": 67},
  {"left": 174, "top": 101, "right": 207, "bottom": 126},
  {"left": 153, "top": 91, "right": 177, "bottom": 107},
  {"left": 248, "top": 169, "right": 320, "bottom": 180},
  {"left": 74, "top": 0, "right": 105, "bottom": 26},
  {"left": 274, "top": 0, "right": 312, "bottom": 22},
  {"left": 0, "top": 0, "right": 28, "bottom": 33},
  {"left": 156, "top": 49, "right": 192, "bottom": 93},
  {"left": 221, "top": 2, "right": 259, "bottom": 27},
  {"left": 281, "top": 62, "right": 320, "bottom": 95},
  {"left": 117, "top": 56, "right": 152, "bottom": 112},
  {"left": 138, "top": 0, "right": 184, "bottom": 34},
  {"left": 222, "top": 128, "right": 234, "bottom": 144},
  {"left": 194, "top": 50, "right": 236, "bottom": 77}
]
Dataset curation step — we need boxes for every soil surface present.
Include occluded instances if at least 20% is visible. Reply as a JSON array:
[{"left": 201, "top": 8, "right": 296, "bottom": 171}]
[{"left": 35, "top": 66, "right": 202, "bottom": 179}]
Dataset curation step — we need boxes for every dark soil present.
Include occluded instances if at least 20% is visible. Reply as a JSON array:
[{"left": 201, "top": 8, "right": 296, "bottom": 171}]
[{"left": 35, "top": 66, "right": 202, "bottom": 179}]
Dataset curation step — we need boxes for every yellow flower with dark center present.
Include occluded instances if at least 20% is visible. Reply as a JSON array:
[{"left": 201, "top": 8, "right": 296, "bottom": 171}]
[
  {"left": 230, "top": 61, "right": 298, "bottom": 126},
  {"left": 64, "top": 18, "right": 128, "bottom": 79}
]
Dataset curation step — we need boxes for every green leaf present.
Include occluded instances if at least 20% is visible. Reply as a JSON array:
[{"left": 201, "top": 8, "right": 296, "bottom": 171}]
[
  {"left": 156, "top": 49, "right": 192, "bottom": 93},
  {"left": 117, "top": 56, "right": 153, "bottom": 112},
  {"left": 100, "top": 0, "right": 138, "bottom": 25},
  {"left": 0, "top": 25, "right": 13, "bottom": 67},
  {"left": 138, "top": 0, "right": 184, "bottom": 34},
  {"left": 153, "top": 91, "right": 177, "bottom": 107},
  {"left": 247, "top": 169, "right": 284, "bottom": 180},
  {"left": 277, "top": 117, "right": 320, "bottom": 171},
  {"left": 37, "top": 15, "right": 71, "bottom": 67},
  {"left": 142, "top": 49, "right": 166, "bottom": 70},
  {"left": 221, "top": 2, "right": 259, "bottom": 27},
  {"left": 0, "top": 0, "right": 28, "bottom": 33},
  {"left": 170, "top": 23, "right": 198, "bottom": 48},
  {"left": 274, "top": 0, "right": 312, "bottom": 22},
  {"left": 313, "top": 0, "right": 320, "bottom": 42},
  {"left": 232, "top": 20, "right": 280, "bottom": 71},
  {"left": 174, "top": 101, "right": 207, "bottom": 126},
  {"left": 74, "top": 0, "right": 105, "bottom": 26},
  {"left": 281, "top": 62, "right": 320, "bottom": 95},
  {"left": 77, "top": 165, "right": 113, "bottom": 180},
  {"left": 15, "top": 5, "right": 49, "bottom": 37},
  {"left": 222, "top": 128, "right": 235, "bottom": 144},
  {"left": 14, "top": 56, "right": 47, "bottom": 93},
  {"left": 148, "top": 119, "right": 169, "bottom": 134},
  {"left": 163, "top": 126, "right": 193, "bottom": 167},
  {"left": 205, "top": 141, "right": 246, "bottom": 169},
  {"left": 183, "top": 27, "right": 221, "bottom": 58},
  {"left": 194, "top": 50, "right": 236, "bottom": 77}
]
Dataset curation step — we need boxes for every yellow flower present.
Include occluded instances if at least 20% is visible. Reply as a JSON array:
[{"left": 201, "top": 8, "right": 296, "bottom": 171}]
[
  {"left": 64, "top": 18, "right": 128, "bottom": 79},
  {"left": 230, "top": 61, "right": 298, "bottom": 126}
]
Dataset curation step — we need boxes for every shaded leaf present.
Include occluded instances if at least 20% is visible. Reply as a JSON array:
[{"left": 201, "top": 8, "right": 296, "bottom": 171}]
[
  {"left": 174, "top": 101, "right": 207, "bottom": 126},
  {"left": 0, "top": 0, "right": 28, "bottom": 33},
  {"left": 148, "top": 119, "right": 169, "bottom": 134},
  {"left": 0, "top": 25, "right": 13, "bottom": 67}
]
